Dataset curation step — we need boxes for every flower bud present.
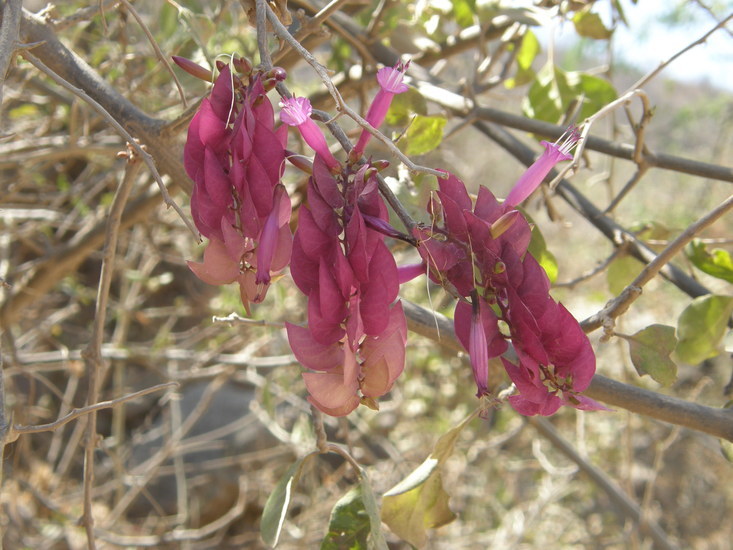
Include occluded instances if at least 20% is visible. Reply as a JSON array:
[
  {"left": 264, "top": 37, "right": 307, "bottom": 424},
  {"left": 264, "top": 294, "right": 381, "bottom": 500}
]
[
  {"left": 172, "top": 56, "right": 212, "bottom": 81},
  {"left": 490, "top": 210, "right": 520, "bottom": 239}
]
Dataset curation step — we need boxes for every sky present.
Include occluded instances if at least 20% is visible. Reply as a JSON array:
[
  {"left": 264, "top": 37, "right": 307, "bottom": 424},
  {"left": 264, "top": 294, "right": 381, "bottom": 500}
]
[{"left": 546, "top": 0, "right": 733, "bottom": 92}]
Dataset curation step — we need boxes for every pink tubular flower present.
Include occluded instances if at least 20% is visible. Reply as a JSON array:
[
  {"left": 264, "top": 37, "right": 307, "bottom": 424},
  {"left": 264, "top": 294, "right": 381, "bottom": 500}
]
[
  {"left": 352, "top": 60, "right": 410, "bottom": 156},
  {"left": 280, "top": 96, "right": 340, "bottom": 172},
  {"left": 504, "top": 127, "right": 580, "bottom": 207}
]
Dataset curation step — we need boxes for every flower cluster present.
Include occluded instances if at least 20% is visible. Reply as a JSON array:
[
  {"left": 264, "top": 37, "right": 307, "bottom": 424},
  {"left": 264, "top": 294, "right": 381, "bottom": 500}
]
[
  {"left": 284, "top": 153, "right": 406, "bottom": 416},
  {"left": 409, "top": 131, "right": 605, "bottom": 415},
  {"left": 280, "top": 92, "right": 408, "bottom": 416},
  {"left": 179, "top": 56, "right": 291, "bottom": 313},
  {"left": 178, "top": 54, "right": 602, "bottom": 418},
  {"left": 276, "top": 62, "right": 414, "bottom": 416}
]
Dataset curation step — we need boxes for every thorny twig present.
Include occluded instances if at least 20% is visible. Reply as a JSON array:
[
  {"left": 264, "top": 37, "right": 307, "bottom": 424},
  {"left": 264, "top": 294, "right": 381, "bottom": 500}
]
[
  {"left": 7, "top": 382, "right": 176, "bottom": 439},
  {"left": 254, "top": 0, "right": 420, "bottom": 234},
  {"left": 554, "top": 244, "right": 629, "bottom": 288},
  {"left": 118, "top": 0, "right": 187, "bottom": 107},
  {"left": 79, "top": 151, "right": 143, "bottom": 549},
  {"left": 402, "top": 299, "right": 733, "bottom": 442},
  {"left": 261, "top": 1, "right": 444, "bottom": 178},
  {"left": 20, "top": 51, "right": 199, "bottom": 238},
  {"left": 104, "top": 371, "right": 233, "bottom": 523},
  {"left": 584, "top": 192, "right": 733, "bottom": 334},
  {"left": 530, "top": 417, "right": 678, "bottom": 550},
  {"left": 629, "top": 12, "right": 733, "bottom": 91},
  {"left": 0, "top": 0, "right": 22, "bottom": 132}
]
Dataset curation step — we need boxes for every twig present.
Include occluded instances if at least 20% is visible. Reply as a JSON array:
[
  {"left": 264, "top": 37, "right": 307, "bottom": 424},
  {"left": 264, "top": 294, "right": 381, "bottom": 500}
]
[
  {"left": 0, "top": 0, "right": 22, "bottom": 133},
  {"left": 365, "top": 0, "right": 390, "bottom": 38},
  {"left": 554, "top": 245, "right": 628, "bottom": 288},
  {"left": 308, "top": 108, "right": 419, "bottom": 233},
  {"left": 20, "top": 52, "right": 198, "bottom": 238},
  {"left": 254, "top": 0, "right": 273, "bottom": 69},
  {"left": 691, "top": 0, "right": 733, "bottom": 38},
  {"left": 7, "top": 382, "right": 176, "bottom": 439},
  {"left": 79, "top": 153, "right": 142, "bottom": 550},
  {"left": 118, "top": 0, "right": 187, "bottom": 107},
  {"left": 413, "top": 80, "right": 733, "bottom": 183},
  {"left": 9, "top": 346, "right": 296, "bottom": 370},
  {"left": 603, "top": 163, "right": 651, "bottom": 214},
  {"left": 401, "top": 299, "right": 733, "bottom": 442},
  {"left": 252, "top": 0, "right": 421, "bottom": 233},
  {"left": 51, "top": 0, "right": 120, "bottom": 30},
  {"left": 0, "top": 188, "right": 162, "bottom": 330},
  {"left": 212, "top": 312, "right": 285, "bottom": 328},
  {"left": 583, "top": 192, "right": 733, "bottom": 333},
  {"left": 572, "top": 89, "right": 651, "bottom": 175},
  {"left": 104, "top": 371, "right": 233, "bottom": 522},
  {"left": 629, "top": 12, "right": 733, "bottom": 92},
  {"left": 19, "top": 10, "right": 194, "bottom": 195},
  {"left": 471, "top": 120, "right": 713, "bottom": 302},
  {"left": 529, "top": 417, "right": 679, "bottom": 550},
  {"left": 311, "top": 405, "right": 328, "bottom": 452},
  {"left": 0, "top": 348, "right": 8, "bottom": 495},
  {"left": 272, "top": 0, "right": 376, "bottom": 68},
  {"left": 262, "top": 1, "right": 444, "bottom": 178}
]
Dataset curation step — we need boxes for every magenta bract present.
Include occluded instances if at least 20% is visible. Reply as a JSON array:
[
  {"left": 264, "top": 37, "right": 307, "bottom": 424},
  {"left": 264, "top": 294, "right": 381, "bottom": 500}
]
[
  {"left": 287, "top": 152, "right": 406, "bottom": 415},
  {"left": 415, "top": 170, "right": 599, "bottom": 415},
  {"left": 184, "top": 61, "right": 292, "bottom": 312}
]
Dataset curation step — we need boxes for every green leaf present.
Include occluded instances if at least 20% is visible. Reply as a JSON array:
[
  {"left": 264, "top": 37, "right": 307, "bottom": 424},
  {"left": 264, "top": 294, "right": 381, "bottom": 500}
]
[
  {"left": 676, "top": 295, "right": 733, "bottom": 365},
  {"left": 686, "top": 239, "right": 733, "bottom": 284},
  {"left": 606, "top": 253, "right": 644, "bottom": 296},
  {"left": 625, "top": 324, "right": 678, "bottom": 386},
  {"left": 385, "top": 88, "right": 427, "bottom": 126},
  {"left": 399, "top": 115, "right": 447, "bottom": 156},
  {"left": 261, "top": 456, "right": 310, "bottom": 547},
  {"left": 320, "top": 487, "right": 370, "bottom": 550},
  {"left": 523, "top": 65, "right": 617, "bottom": 124},
  {"left": 320, "top": 473, "right": 387, "bottom": 550},
  {"left": 451, "top": 0, "right": 476, "bottom": 28},
  {"left": 381, "top": 411, "right": 476, "bottom": 548},
  {"left": 505, "top": 30, "right": 540, "bottom": 89},
  {"left": 572, "top": 7, "right": 613, "bottom": 40},
  {"left": 359, "top": 472, "right": 389, "bottom": 550},
  {"left": 527, "top": 224, "right": 558, "bottom": 283}
]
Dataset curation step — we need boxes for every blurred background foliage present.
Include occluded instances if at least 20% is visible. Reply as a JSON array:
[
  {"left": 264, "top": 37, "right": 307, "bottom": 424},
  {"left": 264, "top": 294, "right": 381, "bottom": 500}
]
[{"left": 1, "top": 0, "right": 732, "bottom": 548}]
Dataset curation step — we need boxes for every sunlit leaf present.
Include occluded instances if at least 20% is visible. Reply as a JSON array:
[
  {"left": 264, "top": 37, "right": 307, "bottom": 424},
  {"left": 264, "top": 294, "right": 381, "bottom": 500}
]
[
  {"left": 606, "top": 253, "right": 644, "bottom": 296},
  {"left": 386, "top": 88, "right": 428, "bottom": 126},
  {"left": 524, "top": 65, "right": 617, "bottom": 124},
  {"left": 381, "top": 410, "right": 476, "bottom": 548},
  {"left": 399, "top": 115, "right": 447, "bottom": 156},
  {"left": 359, "top": 471, "right": 389, "bottom": 550},
  {"left": 261, "top": 456, "right": 310, "bottom": 547},
  {"left": 676, "top": 295, "right": 733, "bottom": 365},
  {"left": 625, "top": 324, "right": 678, "bottom": 386},
  {"left": 686, "top": 239, "right": 733, "bottom": 284},
  {"left": 527, "top": 223, "right": 558, "bottom": 283},
  {"left": 572, "top": 7, "right": 613, "bottom": 39},
  {"left": 451, "top": 0, "right": 476, "bottom": 27},
  {"left": 505, "top": 30, "right": 540, "bottom": 89},
  {"left": 320, "top": 487, "right": 370, "bottom": 550}
]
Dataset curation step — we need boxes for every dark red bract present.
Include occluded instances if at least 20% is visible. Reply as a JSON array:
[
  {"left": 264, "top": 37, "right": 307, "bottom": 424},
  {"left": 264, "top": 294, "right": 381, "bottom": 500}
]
[{"left": 184, "top": 61, "right": 292, "bottom": 313}]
